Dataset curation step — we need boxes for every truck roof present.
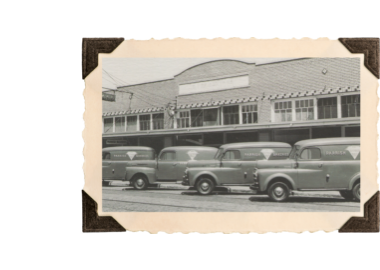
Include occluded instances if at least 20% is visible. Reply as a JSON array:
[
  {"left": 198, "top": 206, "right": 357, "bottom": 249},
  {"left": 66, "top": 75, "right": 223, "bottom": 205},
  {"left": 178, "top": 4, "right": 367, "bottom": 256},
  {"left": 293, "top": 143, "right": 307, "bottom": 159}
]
[
  {"left": 102, "top": 146, "right": 155, "bottom": 152},
  {"left": 162, "top": 146, "right": 217, "bottom": 152},
  {"left": 220, "top": 142, "right": 291, "bottom": 149},
  {"left": 295, "top": 137, "right": 360, "bottom": 148}
]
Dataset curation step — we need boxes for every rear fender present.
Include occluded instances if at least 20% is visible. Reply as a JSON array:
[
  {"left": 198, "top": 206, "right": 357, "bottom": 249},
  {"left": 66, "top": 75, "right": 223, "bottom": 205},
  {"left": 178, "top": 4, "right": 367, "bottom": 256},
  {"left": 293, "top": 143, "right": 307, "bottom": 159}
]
[{"left": 348, "top": 173, "right": 360, "bottom": 190}]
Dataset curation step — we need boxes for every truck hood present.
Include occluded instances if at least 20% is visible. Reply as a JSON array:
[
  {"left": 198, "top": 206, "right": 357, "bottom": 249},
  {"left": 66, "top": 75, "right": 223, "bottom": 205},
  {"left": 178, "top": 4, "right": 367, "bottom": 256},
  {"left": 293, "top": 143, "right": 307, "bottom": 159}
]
[
  {"left": 255, "top": 159, "right": 293, "bottom": 169},
  {"left": 187, "top": 159, "right": 220, "bottom": 168}
]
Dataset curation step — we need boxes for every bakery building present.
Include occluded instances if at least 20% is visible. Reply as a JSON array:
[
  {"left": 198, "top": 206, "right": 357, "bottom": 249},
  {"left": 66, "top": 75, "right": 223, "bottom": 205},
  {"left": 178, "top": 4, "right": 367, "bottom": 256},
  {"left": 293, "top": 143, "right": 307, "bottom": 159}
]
[{"left": 102, "top": 58, "right": 360, "bottom": 153}]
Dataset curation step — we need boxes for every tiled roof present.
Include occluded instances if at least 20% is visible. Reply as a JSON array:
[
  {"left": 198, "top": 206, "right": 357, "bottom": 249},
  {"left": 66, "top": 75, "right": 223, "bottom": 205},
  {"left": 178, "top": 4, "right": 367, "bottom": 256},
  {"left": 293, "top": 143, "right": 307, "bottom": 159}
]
[{"left": 102, "top": 86, "right": 360, "bottom": 116}]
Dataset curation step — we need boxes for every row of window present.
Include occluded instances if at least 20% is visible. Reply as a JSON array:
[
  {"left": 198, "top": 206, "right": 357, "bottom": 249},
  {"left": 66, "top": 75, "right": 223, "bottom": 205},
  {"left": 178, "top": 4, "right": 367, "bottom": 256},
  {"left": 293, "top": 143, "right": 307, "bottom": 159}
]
[
  {"left": 103, "top": 94, "right": 360, "bottom": 133},
  {"left": 104, "top": 113, "right": 164, "bottom": 134}
]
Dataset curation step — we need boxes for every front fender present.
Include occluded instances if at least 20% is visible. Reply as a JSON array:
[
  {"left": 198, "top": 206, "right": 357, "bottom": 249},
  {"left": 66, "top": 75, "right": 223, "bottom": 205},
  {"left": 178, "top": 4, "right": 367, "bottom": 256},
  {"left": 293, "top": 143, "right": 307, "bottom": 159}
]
[
  {"left": 260, "top": 171, "right": 297, "bottom": 192},
  {"left": 189, "top": 170, "right": 220, "bottom": 186},
  {"left": 125, "top": 167, "right": 157, "bottom": 184},
  {"left": 348, "top": 172, "right": 360, "bottom": 190}
]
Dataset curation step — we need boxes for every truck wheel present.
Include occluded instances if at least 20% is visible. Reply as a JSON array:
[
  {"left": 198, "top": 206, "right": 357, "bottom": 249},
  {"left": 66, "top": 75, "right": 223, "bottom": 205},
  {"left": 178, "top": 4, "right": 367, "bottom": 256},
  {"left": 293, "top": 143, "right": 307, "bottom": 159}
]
[
  {"left": 339, "top": 191, "right": 354, "bottom": 200},
  {"left": 132, "top": 175, "right": 149, "bottom": 190},
  {"left": 268, "top": 182, "right": 290, "bottom": 202},
  {"left": 352, "top": 182, "right": 360, "bottom": 202},
  {"left": 196, "top": 177, "right": 215, "bottom": 195}
]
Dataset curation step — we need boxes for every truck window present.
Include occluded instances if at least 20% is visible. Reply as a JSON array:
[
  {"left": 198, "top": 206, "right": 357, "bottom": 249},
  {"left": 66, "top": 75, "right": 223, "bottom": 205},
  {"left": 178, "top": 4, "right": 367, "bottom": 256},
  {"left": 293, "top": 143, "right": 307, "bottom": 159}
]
[
  {"left": 214, "top": 148, "right": 224, "bottom": 160},
  {"left": 223, "top": 150, "right": 241, "bottom": 160},
  {"left": 300, "top": 148, "right": 321, "bottom": 160},
  {"left": 160, "top": 151, "right": 176, "bottom": 161}
]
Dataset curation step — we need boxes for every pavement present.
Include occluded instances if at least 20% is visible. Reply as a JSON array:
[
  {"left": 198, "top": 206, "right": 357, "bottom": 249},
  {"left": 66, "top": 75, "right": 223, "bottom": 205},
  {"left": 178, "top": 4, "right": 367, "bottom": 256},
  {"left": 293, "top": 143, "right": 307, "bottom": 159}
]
[{"left": 104, "top": 180, "right": 343, "bottom": 198}]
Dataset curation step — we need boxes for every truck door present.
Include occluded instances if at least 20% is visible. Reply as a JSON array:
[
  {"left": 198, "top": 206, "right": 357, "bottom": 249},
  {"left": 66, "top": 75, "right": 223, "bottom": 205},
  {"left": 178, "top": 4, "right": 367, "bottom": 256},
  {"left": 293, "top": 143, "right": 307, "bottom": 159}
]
[
  {"left": 296, "top": 147, "right": 325, "bottom": 189},
  {"left": 156, "top": 151, "right": 177, "bottom": 181},
  {"left": 102, "top": 152, "right": 113, "bottom": 180},
  {"left": 219, "top": 150, "right": 242, "bottom": 184}
]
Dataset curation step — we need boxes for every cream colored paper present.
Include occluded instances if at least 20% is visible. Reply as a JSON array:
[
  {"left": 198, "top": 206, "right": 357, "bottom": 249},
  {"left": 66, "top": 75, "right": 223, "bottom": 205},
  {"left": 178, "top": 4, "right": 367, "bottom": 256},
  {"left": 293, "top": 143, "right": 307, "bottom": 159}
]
[{"left": 83, "top": 38, "right": 379, "bottom": 233}]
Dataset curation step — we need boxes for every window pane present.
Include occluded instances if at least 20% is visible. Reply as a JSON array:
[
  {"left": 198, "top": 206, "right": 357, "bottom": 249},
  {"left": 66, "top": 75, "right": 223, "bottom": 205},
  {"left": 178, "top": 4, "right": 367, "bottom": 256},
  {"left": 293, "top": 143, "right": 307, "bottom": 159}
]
[
  {"left": 308, "top": 108, "right": 314, "bottom": 120},
  {"left": 223, "top": 105, "right": 239, "bottom": 125},
  {"left": 115, "top": 117, "right": 125, "bottom": 132},
  {"left": 160, "top": 152, "right": 176, "bottom": 161},
  {"left": 310, "top": 148, "right": 321, "bottom": 159},
  {"left": 286, "top": 110, "right": 292, "bottom": 121},
  {"left": 104, "top": 118, "right": 113, "bottom": 133},
  {"left": 296, "top": 108, "right": 301, "bottom": 120},
  {"left": 223, "top": 150, "right": 241, "bottom": 160},
  {"left": 204, "top": 108, "right": 218, "bottom": 126},
  {"left": 318, "top": 97, "right": 337, "bottom": 119}
]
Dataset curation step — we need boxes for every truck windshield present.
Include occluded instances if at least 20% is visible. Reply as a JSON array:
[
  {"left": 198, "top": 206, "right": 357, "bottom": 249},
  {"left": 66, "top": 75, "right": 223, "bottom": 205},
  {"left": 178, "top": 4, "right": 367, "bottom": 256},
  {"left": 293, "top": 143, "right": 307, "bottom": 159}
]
[
  {"left": 214, "top": 148, "right": 224, "bottom": 160},
  {"left": 288, "top": 145, "right": 300, "bottom": 159}
]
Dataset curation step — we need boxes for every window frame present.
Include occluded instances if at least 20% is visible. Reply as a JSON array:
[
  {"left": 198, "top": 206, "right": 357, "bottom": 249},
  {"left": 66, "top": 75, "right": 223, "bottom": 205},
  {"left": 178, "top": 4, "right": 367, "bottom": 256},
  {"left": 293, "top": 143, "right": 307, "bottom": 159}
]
[
  {"left": 341, "top": 94, "right": 360, "bottom": 118},
  {"left": 299, "top": 147, "right": 322, "bottom": 160},
  {"left": 241, "top": 103, "right": 258, "bottom": 124},
  {"left": 222, "top": 149, "right": 242, "bottom": 161},
  {"left": 159, "top": 151, "right": 176, "bottom": 161},
  {"left": 222, "top": 105, "right": 240, "bottom": 125}
]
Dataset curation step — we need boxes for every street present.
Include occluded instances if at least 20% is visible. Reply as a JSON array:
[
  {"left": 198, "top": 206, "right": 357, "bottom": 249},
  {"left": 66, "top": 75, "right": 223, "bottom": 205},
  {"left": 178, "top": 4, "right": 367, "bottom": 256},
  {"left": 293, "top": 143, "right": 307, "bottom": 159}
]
[{"left": 102, "top": 182, "right": 360, "bottom": 212}]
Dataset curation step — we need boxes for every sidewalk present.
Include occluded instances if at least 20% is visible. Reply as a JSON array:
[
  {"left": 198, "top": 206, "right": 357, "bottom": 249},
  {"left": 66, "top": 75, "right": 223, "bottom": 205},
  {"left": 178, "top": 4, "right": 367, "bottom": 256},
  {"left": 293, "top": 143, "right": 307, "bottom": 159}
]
[{"left": 107, "top": 180, "right": 343, "bottom": 198}]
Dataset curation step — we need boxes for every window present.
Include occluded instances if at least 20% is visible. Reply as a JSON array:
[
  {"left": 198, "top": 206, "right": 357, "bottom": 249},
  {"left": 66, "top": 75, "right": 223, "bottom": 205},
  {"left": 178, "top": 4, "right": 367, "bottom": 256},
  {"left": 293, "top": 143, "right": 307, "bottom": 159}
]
[
  {"left": 139, "top": 114, "right": 151, "bottom": 130},
  {"left": 295, "top": 99, "right": 314, "bottom": 121},
  {"left": 242, "top": 104, "right": 258, "bottom": 124},
  {"left": 275, "top": 101, "right": 292, "bottom": 122},
  {"left": 126, "top": 116, "right": 137, "bottom": 131},
  {"left": 300, "top": 148, "right": 321, "bottom": 160},
  {"left": 104, "top": 118, "right": 113, "bottom": 133},
  {"left": 152, "top": 113, "right": 164, "bottom": 130},
  {"left": 191, "top": 109, "right": 203, "bottom": 127},
  {"left": 189, "top": 108, "right": 219, "bottom": 127},
  {"left": 222, "top": 150, "right": 241, "bottom": 160},
  {"left": 102, "top": 152, "right": 110, "bottom": 160},
  {"left": 177, "top": 111, "right": 190, "bottom": 128},
  {"left": 318, "top": 97, "right": 337, "bottom": 119},
  {"left": 115, "top": 117, "right": 125, "bottom": 132},
  {"left": 223, "top": 105, "right": 239, "bottom": 125},
  {"left": 341, "top": 95, "right": 360, "bottom": 118},
  {"left": 160, "top": 151, "right": 176, "bottom": 161},
  {"left": 203, "top": 108, "right": 218, "bottom": 126}
]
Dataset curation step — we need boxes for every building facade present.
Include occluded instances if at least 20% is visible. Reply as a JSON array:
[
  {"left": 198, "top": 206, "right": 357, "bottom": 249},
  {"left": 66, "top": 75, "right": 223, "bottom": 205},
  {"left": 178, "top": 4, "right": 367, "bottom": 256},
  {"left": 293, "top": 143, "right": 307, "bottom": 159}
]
[{"left": 102, "top": 58, "right": 360, "bottom": 153}]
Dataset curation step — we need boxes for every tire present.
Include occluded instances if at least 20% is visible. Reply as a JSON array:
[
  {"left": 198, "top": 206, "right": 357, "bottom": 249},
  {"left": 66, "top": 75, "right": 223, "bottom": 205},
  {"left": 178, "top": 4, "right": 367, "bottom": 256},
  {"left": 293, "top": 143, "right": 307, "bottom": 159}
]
[
  {"left": 132, "top": 175, "right": 149, "bottom": 190},
  {"left": 352, "top": 182, "right": 360, "bottom": 202},
  {"left": 196, "top": 177, "right": 215, "bottom": 195},
  {"left": 268, "top": 182, "right": 290, "bottom": 202},
  {"left": 339, "top": 191, "right": 354, "bottom": 200}
]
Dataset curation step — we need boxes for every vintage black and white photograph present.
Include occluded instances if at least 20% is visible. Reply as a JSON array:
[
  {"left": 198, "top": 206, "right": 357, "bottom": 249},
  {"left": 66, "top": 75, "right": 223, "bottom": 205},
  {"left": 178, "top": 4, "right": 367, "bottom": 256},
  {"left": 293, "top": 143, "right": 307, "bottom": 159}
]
[{"left": 101, "top": 57, "right": 361, "bottom": 212}]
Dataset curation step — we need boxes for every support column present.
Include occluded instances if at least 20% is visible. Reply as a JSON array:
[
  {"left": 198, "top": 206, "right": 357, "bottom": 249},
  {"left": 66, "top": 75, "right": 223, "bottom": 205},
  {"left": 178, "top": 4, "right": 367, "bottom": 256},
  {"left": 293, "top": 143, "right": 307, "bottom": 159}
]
[
  {"left": 337, "top": 95, "right": 342, "bottom": 119},
  {"left": 112, "top": 117, "right": 115, "bottom": 133},
  {"left": 341, "top": 126, "right": 345, "bottom": 137}
]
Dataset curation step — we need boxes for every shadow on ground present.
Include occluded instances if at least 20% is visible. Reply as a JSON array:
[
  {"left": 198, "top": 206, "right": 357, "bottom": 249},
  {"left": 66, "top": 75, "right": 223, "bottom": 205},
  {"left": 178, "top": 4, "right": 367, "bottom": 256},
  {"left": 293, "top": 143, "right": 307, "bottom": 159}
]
[{"left": 248, "top": 196, "right": 358, "bottom": 203}]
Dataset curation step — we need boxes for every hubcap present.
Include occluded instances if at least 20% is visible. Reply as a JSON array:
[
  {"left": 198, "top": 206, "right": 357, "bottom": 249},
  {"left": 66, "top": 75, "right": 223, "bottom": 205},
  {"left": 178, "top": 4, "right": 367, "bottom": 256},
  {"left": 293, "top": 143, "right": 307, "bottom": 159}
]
[
  {"left": 136, "top": 179, "right": 144, "bottom": 187},
  {"left": 201, "top": 182, "right": 209, "bottom": 191},
  {"left": 274, "top": 186, "right": 284, "bottom": 197}
]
